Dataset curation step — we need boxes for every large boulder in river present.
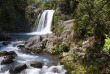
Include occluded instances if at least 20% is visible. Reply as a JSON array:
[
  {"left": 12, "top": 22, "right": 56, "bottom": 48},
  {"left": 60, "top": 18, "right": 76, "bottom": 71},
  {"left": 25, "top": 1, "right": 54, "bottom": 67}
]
[
  {"left": 0, "top": 51, "right": 9, "bottom": 57},
  {"left": 30, "top": 62, "right": 43, "bottom": 68},
  {"left": 1, "top": 56, "right": 14, "bottom": 65},
  {"left": 8, "top": 51, "right": 17, "bottom": 56},
  {"left": 25, "top": 36, "right": 47, "bottom": 53},
  {"left": 0, "top": 51, "right": 17, "bottom": 57},
  {"left": 9, "top": 64, "right": 27, "bottom": 74}
]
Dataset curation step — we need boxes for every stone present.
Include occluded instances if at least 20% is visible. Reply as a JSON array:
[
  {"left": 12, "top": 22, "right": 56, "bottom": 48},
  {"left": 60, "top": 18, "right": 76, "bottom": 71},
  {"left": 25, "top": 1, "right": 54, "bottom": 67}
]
[
  {"left": 17, "top": 45, "right": 24, "bottom": 48},
  {"left": 0, "top": 51, "right": 17, "bottom": 57},
  {"left": 52, "top": 68, "right": 58, "bottom": 73},
  {"left": 0, "top": 51, "right": 8, "bottom": 57},
  {"left": 25, "top": 36, "right": 47, "bottom": 53},
  {"left": 9, "top": 64, "right": 27, "bottom": 74},
  {"left": 30, "top": 62, "right": 43, "bottom": 68},
  {"left": 4, "top": 55, "right": 15, "bottom": 59},
  {"left": 1, "top": 56, "right": 14, "bottom": 65},
  {"left": 8, "top": 51, "right": 17, "bottom": 56}
]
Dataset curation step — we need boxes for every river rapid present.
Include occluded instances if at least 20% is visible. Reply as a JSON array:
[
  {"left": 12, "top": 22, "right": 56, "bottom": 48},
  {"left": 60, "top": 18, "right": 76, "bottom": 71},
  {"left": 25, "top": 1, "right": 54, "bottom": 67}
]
[{"left": 0, "top": 35, "right": 66, "bottom": 74}]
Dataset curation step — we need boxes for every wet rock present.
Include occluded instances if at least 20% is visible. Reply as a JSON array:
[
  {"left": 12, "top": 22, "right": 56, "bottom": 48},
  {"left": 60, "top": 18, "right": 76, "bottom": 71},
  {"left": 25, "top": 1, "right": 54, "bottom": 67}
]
[
  {"left": 4, "top": 55, "right": 15, "bottom": 59},
  {"left": 2, "top": 41, "right": 11, "bottom": 45},
  {"left": 1, "top": 56, "right": 14, "bottom": 65},
  {"left": 30, "top": 62, "right": 43, "bottom": 68},
  {"left": 0, "top": 51, "right": 17, "bottom": 57},
  {"left": 8, "top": 51, "right": 17, "bottom": 56},
  {"left": 17, "top": 45, "right": 24, "bottom": 48},
  {"left": 25, "top": 6, "right": 43, "bottom": 29},
  {"left": 9, "top": 64, "right": 27, "bottom": 74},
  {"left": 0, "top": 51, "right": 8, "bottom": 57},
  {"left": 52, "top": 68, "right": 58, "bottom": 73}
]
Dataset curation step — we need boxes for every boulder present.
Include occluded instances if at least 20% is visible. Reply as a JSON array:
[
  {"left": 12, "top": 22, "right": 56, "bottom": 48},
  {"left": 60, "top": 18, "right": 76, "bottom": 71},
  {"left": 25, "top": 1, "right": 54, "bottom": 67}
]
[
  {"left": 9, "top": 64, "right": 27, "bottom": 74},
  {"left": 0, "top": 51, "right": 9, "bottom": 57},
  {"left": 8, "top": 51, "right": 17, "bottom": 56},
  {"left": 1, "top": 56, "right": 14, "bottom": 65},
  {"left": 17, "top": 45, "right": 24, "bottom": 48},
  {"left": 25, "top": 36, "right": 47, "bottom": 53},
  {"left": 30, "top": 62, "right": 43, "bottom": 68},
  {"left": 4, "top": 55, "right": 15, "bottom": 59},
  {"left": 0, "top": 51, "right": 17, "bottom": 57}
]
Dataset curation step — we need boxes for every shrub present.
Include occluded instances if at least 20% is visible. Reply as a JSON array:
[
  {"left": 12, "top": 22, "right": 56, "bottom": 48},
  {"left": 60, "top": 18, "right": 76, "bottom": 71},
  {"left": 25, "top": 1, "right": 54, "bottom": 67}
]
[
  {"left": 59, "top": 15, "right": 71, "bottom": 21},
  {"left": 103, "top": 36, "right": 110, "bottom": 54},
  {"left": 56, "top": 42, "right": 71, "bottom": 53}
]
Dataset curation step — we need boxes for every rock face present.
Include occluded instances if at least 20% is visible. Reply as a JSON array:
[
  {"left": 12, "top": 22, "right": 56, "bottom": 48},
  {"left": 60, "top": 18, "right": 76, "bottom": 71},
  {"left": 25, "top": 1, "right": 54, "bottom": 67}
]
[
  {"left": 30, "top": 62, "right": 43, "bottom": 68},
  {"left": 24, "top": 20, "right": 74, "bottom": 54},
  {"left": 9, "top": 64, "right": 27, "bottom": 74},
  {"left": 25, "top": 6, "right": 43, "bottom": 31}
]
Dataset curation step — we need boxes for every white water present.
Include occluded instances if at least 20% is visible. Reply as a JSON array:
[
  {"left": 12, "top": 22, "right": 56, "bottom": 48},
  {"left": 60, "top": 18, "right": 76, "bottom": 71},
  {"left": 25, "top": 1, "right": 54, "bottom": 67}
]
[
  {"left": 26, "top": 10, "right": 55, "bottom": 35},
  {"left": 32, "top": 14, "right": 41, "bottom": 32},
  {"left": 0, "top": 42, "right": 66, "bottom": 74}
]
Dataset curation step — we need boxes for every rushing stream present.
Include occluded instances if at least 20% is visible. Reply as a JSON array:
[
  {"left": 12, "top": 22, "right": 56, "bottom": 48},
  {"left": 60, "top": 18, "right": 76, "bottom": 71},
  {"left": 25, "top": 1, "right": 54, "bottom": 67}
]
[{"left": 0, "top": 40, "right": 66, "bottom": 74}]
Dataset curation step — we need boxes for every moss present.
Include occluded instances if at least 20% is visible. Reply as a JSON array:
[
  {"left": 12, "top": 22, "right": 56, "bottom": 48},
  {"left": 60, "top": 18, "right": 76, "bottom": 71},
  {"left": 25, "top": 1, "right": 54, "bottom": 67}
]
[
  {"left": 77, "top": 39, "right": 83, "bottom": 46},
  {"left": 58, "top": 24, "right": 64, "bottom": 35}
]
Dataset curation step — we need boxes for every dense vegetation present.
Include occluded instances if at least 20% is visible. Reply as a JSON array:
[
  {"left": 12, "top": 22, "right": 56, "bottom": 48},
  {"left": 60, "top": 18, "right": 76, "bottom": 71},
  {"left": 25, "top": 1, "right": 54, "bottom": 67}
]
[
  {"left": 0, "top": 0, "right": 110, "bottom": 73},
  {"left": 0, "top": 0, "right": 30, "bottom": 32}
]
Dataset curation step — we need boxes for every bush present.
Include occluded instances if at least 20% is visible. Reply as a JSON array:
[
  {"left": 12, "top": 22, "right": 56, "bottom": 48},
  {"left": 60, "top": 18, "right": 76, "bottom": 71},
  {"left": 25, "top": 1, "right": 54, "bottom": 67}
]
[
  {"left": 59, "top": 15, "right": 72, "bottom": 21},
  {"left": 103, "top": 36, "right": 110, "bottom": 54},
  {"left": 56, "top": 42, "right": 71, "bottom": 53}
]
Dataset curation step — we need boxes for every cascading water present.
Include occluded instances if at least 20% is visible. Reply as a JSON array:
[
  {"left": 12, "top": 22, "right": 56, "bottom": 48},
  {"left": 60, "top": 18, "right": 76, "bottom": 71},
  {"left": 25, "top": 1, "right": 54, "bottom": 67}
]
[
  {"left": 0, "top": 41, "right": 66, "bottom": 74},
  {"left": 32, "top": 14, "right": 41, "bottom": 32},
  {"left": 27, "top": 10, "right": 55, "bottom": 35}
]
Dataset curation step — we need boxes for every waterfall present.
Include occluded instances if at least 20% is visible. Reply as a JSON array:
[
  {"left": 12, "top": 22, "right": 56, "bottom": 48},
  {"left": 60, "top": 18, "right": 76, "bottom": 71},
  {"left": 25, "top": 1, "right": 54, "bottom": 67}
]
[
  {"left": 27, "top": 10, "right": 55, "bottom": 35},
  {"left": 33, "top": 14, "right": 41, "bottom": 32}
]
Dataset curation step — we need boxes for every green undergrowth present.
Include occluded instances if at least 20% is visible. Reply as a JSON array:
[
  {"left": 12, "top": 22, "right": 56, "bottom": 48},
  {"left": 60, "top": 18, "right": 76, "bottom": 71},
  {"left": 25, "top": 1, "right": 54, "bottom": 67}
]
[
  {"left": 54, "top": 41, "right": 71, "bottom": 54},
  {"left": 63, "top": 58, "right": 110, "bottom": 74},
  {"left": 103, "top": 36, "right": 110, "bottom": 54}
]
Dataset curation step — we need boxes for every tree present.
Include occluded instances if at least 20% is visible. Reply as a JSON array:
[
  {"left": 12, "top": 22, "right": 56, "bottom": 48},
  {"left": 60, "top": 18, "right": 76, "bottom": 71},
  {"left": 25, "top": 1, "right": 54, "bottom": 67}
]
[{"left": 74, "top": 0, "right": 110, "bottom": 52}]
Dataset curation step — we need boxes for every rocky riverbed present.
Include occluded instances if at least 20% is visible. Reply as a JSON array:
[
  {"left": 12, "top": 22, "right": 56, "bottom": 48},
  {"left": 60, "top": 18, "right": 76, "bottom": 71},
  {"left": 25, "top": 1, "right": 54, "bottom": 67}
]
[{"left": 0, "top": 41, "right": 66, "bottom": 74}]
